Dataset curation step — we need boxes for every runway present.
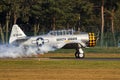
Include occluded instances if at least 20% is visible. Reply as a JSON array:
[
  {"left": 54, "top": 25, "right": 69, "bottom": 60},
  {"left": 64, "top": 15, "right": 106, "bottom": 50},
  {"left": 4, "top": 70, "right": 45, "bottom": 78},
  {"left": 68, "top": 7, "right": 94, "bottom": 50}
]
[
  {"left": 0, "top": 57, "right": 120, "bottom": 61},
  {"left": 14, "top": 57, "right": 120, "bottom": 61},
  {"left": 47, "top": 57, "right": 120, "bottom": 61}
]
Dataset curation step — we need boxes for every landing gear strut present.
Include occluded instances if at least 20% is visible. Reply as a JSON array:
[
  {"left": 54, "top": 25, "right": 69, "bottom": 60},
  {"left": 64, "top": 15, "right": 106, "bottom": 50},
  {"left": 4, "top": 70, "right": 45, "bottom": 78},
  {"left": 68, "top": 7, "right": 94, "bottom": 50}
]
[{"left": 75, "top": 44, "right": 85, "bottom": 59}]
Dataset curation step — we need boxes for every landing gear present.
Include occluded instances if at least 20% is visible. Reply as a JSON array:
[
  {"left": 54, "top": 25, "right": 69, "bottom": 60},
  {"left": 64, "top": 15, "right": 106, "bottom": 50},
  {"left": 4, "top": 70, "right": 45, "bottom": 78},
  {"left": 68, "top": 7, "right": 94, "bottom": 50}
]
[
  {"left": 75, "top": 44, "right": 85, "bottom": 59},
  {"left": 75, "top": 48, "right": 85, "bottom": 59}
]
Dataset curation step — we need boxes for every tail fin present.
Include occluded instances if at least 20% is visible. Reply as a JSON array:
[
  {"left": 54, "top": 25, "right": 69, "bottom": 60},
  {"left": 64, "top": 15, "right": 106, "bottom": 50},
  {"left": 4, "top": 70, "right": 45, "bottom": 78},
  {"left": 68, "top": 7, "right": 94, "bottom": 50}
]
[{"left": 9, "top": 24, "right": 26, "bottom": 44}]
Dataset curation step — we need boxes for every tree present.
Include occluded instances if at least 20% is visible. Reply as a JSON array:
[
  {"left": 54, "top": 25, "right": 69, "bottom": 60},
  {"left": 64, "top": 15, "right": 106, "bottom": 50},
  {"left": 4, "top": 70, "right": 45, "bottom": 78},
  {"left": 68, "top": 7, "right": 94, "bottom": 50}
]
[
  {"left": 114, "top": 2, "right": 120, "bottom": 32},
  {"left": 0, "top": 0, "right": 23, "bottom": 42},
  {"left": 104, "top": 0, "right": 119, "bottom": 46},
  {"left": 72, "top": 0, "right": 94, "bottom": 31},
  {"left": 41, "top": 0, "right": 65, "bottom": 30},
  {"left": 61, "top": 0, "right": 79, "bottom": 29},
  {"left": 101, "top": 0, "right": 104, "bottom": 47},
  {"left": 30, "top": 0, "right": 42, "bottom": 35},
  {"left": 0, "top": 0, "right": 120, "bottom": 46}
]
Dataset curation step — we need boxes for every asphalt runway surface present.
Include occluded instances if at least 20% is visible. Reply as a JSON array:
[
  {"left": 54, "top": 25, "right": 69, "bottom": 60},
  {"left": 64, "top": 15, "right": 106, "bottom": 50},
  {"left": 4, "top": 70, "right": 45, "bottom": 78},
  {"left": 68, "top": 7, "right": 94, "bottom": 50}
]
[
  {"left": 13, "top": 57, "right": 120, "bottom": 61},
  {"left": 0, "top": 57, "right": 120, "bottom": 61},
  {"left": 48, "top": 57, "right": 120, "bottom": 61}
]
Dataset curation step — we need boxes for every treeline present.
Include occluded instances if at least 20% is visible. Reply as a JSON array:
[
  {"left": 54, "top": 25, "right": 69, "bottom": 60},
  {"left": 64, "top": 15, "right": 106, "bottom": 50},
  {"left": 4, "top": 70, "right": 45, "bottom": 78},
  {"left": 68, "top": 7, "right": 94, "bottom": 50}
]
[{"left": 0, "top": 0, "right": 120, "bottom": 45}]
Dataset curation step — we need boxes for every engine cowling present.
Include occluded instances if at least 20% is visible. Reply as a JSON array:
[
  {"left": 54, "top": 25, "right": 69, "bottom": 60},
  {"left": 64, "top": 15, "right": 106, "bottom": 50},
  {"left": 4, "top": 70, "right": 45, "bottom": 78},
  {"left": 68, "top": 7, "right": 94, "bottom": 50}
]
[{"left": 88, "top": 33, "right": 96, "bottom": 47}]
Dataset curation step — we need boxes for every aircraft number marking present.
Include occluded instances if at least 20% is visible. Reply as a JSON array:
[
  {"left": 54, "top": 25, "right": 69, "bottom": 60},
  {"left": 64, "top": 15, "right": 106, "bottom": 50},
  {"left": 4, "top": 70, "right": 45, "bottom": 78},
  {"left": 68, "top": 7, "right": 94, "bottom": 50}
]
[{"left": 13, "top": 34, "right": 22, "bottom": 37}]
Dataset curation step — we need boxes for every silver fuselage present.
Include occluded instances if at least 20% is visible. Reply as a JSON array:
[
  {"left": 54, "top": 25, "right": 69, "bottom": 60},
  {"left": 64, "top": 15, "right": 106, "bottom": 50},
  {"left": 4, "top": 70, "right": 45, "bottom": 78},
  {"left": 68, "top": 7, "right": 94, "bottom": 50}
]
[{"left": 16, "top": 33, "right": 89, "bottom": 50}]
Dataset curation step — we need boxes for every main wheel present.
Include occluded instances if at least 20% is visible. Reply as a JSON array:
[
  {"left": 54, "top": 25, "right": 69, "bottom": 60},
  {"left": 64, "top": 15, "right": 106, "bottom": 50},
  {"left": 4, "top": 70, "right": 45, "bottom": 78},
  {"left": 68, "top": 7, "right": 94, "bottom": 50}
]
[
  {"left": 75, "top": 51, "right": 85, "bottom": 59},
  {"left": 78, "top": 53, "right": 85, "bottom": 59}
]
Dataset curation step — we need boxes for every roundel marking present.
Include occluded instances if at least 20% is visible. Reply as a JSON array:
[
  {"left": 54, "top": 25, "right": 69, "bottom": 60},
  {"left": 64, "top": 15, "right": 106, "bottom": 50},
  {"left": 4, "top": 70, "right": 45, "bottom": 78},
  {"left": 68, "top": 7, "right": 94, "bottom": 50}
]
[{"left": 36, "top": 37, "right": 44, "bottom": 47}]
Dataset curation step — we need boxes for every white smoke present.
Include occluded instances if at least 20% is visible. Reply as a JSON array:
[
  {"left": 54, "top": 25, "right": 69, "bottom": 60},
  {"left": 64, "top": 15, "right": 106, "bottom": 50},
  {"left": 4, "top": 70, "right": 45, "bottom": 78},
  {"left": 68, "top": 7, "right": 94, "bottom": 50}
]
[{"left": 0, "top": 44, "right": 56, "bottom": 58}]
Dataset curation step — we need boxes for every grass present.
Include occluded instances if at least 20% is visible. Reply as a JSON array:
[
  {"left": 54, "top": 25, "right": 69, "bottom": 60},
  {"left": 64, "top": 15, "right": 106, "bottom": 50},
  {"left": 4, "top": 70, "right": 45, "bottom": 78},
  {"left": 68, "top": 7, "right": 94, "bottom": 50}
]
[
  {"left": 0, "top": 53, "right": 120, "bottom": 80},
  {"left": 0, "top": 59, "right": 120, "bottom": 69},
  {"left": 50, "top": 47, "right": 120, "bottom": 53},
  {"left": 0, "top": 58, "right": 120, "bottom": 80},
  {"left": 84, "top": 47, "right": 120, "bottom": 53},
  {"left": 0, "top": 47, "right": 120, "bottom": 80}
]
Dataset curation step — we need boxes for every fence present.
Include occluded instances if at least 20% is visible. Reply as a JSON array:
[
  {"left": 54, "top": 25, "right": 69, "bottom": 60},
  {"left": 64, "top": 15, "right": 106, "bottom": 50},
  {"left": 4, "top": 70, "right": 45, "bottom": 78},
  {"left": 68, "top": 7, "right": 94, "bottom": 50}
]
[{"left": 97, "top": 32, "right": 120, "bottom": 47}]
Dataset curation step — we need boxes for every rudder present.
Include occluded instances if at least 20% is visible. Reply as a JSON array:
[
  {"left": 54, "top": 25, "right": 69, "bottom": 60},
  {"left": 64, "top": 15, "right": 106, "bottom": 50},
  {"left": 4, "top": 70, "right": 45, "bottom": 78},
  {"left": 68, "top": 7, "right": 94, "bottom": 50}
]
[{"left": 9, "top": 24, "right": 26, "bottom": 44}]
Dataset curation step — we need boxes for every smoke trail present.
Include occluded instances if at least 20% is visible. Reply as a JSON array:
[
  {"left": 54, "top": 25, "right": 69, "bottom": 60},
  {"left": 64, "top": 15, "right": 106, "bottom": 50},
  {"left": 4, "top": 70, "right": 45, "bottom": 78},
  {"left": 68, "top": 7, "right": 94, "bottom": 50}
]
[{"left": 0, "top": 44, "right": 56, "bottom": 58}]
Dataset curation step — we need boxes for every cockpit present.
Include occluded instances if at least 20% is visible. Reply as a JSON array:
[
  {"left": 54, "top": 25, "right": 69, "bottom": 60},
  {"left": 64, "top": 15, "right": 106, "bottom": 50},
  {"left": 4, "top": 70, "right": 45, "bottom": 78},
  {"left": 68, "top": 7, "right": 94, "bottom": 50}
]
[{"left": 47, "top": 29, "right": 74, "bottom": 36}]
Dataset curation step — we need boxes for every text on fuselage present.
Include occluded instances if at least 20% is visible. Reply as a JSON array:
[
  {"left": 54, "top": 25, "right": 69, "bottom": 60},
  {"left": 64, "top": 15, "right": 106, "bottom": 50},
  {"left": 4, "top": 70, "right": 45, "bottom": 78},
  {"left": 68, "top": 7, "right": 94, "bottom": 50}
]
[{"left": 56, "top": 37, "right": 77, "bottom": 41}]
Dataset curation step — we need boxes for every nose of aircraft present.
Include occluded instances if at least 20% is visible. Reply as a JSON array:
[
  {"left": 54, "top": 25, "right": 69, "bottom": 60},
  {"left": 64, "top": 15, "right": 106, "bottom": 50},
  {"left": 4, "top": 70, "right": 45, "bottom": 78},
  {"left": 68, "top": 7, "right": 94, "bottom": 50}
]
[{"left": 88, "top": 33, "right": 96, "bottom": 47}]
